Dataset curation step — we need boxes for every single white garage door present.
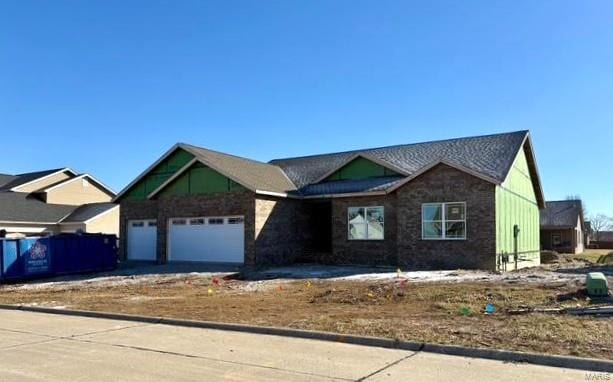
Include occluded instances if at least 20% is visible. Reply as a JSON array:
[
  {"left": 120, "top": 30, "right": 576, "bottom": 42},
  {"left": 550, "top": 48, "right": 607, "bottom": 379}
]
[
  {"left": 168, "top": 216, "right": 244, "bottom": 263},
  {"left": 127, "top": 220, "right": 157, "bottom": 261}
]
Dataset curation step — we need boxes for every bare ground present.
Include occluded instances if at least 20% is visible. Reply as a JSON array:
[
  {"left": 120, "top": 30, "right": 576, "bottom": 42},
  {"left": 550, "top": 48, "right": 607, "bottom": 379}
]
[{"left": 0, "top": 263, "right": 611, "bottom": 360}]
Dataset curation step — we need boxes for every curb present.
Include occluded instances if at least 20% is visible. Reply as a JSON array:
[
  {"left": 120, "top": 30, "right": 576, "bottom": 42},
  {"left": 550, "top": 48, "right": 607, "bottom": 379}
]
[{"left": 1, "top": 304, "right": 611, "bottom": 373}]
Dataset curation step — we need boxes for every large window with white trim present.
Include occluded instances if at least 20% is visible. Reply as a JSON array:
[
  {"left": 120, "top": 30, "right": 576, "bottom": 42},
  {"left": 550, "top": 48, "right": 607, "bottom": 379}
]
[
  {"left": 348, "top": 206, "right": 384, "bottom": 240},
  {"left": 422, "top": 202, "right": 466, "bottom": 240}
]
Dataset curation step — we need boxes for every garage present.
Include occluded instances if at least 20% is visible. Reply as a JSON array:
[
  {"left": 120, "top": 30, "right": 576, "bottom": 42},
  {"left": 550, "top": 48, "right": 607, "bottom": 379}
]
[
  {"left": 127, "top": 220, "right": 157, "bottom": 261},
  {"left": 168, "top": 216, "right": 244, "bottom": 263}
]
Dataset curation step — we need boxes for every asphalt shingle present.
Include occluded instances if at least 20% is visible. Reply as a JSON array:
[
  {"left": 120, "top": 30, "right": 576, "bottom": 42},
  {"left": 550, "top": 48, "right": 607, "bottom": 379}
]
[
  {"left": 298, "top": 176, "right": 404, "bottom": 197},
  {"left": 0, "top": 169, "right": 68, "bottom": 191},
  {"left": 0, "top": 193, "right": 77, "bottom": 223},
  {"left": 62, "top": 202, "right": 118, "bottom": 223},
  {"left": 180, "top": 143, "right": 297, "bottom": 193},
  {"left": 540, "top": 200, "right": 583, "bottom": 228},
  {"left": 269, "top": 131, "right": 528, "bottom": 190},
  {"left": 0, "top": 174, "right": 17, "bottom": 189}
]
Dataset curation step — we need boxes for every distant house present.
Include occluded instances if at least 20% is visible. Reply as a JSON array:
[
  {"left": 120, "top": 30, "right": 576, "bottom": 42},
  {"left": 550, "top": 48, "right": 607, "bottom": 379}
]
[
  {"left": 591, "top": 231, "right": 613, "bottom": 249},
  {"left": 115, "top": 130, "right": 545, "bottom": 271},
  {"left": 540, "top": 200, "right": 585, "bottom": 254},
  {"left": 584, "top": 221, "right": 592, "bottom": 248},
  {"left": 0, "top": 168, "right": 119, "bottom": 237}
]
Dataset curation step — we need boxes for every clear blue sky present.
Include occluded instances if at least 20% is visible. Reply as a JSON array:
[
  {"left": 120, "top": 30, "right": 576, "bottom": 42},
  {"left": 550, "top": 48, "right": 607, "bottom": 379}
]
[{"left": 1, "top": 1, "right": 611, "bottom": 216}]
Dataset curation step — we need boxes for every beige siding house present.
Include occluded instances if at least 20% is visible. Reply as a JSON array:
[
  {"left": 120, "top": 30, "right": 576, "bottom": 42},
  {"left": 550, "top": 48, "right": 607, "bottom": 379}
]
[{"left": 0, "top": 168, "right": 119, "bottom": 237}]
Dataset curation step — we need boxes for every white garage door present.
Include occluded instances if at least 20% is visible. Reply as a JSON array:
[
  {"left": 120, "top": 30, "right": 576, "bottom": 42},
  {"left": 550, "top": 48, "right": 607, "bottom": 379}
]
[
  {"left": 127, "top": 220, "right": 157, "bottom": 261},
  {"left": 168, "top": 216, "right": 244, "bottom": 263}
]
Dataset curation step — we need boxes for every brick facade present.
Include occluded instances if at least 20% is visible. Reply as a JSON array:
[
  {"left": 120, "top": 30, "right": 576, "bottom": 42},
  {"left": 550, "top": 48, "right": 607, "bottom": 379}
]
[
  {"left": 329, "top": 195, "right": 398, "bottom": 265},
  {"left": 396, "top": 164, "right": 497, "bottom": 270},
  {"left": 120, "top": 191, "right": 256, "bottom": 265},
  {"left": 120, "top": 164, "right": 498, "bottom": 270},
  {"left": 255, "top": 196, "right": 312, "bottom": 265}
]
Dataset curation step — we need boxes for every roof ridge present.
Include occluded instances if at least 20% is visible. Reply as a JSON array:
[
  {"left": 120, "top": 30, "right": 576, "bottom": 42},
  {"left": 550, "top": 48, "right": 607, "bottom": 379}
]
[
  {"left": 180, "top": 143, "right": 278, "bottom": 168},
  {"left": 269, "top": 130, "right": 529, "bottom": 162},
  {"left": 15, "top": 168, "right": 67, "bottom": 176}
]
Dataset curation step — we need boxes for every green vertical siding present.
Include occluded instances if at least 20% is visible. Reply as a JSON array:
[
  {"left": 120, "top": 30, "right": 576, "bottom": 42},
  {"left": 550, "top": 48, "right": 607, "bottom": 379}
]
[
  {"left": 495, "top": 149, "right": 540, "bottom": 270},
  {"left": 326, "top": 157, "right": 400, "bottom": 181},
  {"left": 157, "top": 162, "right": 245, "bottom": 197},
  {"left": 123, "top": 149, "right": 194, "bottom": 200}
]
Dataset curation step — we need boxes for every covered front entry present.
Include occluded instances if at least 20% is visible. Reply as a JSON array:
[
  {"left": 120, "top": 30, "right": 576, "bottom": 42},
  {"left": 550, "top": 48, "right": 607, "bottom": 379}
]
[
  {"left": 127, "top": 219, "right": 157, "bottom": 261},
  {"left": 168, "top": 216, "right": 244, "bottom": 263}
]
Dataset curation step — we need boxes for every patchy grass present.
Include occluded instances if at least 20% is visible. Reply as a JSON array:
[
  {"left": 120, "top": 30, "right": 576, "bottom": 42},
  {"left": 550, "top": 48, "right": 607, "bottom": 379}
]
[
  {"left": 576, "top": 250, "right": 613, "bottom": 264},
  {"left": 0, "top": 276, "right": 611, "bottom": 360}
]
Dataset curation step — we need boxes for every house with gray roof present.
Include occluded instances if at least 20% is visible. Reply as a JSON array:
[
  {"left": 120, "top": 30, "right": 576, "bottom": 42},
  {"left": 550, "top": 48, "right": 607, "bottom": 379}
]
[
  {"left": 0, "top": 168, "right": 118, "bottom": 237},
  {"left": 592, "top": 231, "right": 613, "bottom": 249},
  {"left": 115, "top": 130, "right": 544, "bottom": 271},
  {"left": 540, "top": 200, "right": 585, "bottom": 254}
]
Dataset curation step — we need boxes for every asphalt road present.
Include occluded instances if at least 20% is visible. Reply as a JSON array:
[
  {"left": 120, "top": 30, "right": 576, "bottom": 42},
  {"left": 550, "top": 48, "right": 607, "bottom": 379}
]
[{"left": 0, "top": 310, "right": 597, "bottom": 381}]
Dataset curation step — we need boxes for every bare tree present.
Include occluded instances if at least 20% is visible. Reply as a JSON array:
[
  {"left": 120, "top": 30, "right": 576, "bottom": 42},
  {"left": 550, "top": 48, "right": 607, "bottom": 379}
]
[{"left": 589, "top": 214, "right": 613, "bottom": 241}]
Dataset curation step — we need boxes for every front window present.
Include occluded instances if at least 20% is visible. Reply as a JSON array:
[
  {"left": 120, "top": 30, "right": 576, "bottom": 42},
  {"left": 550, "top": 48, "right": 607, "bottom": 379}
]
[
  {"left": 552, "top": 234, "right": 561, "bottom": 246},
  {"left": 348, "top": 206, "right": 384, "bottom": 240},
  {"left": 422, "top": 202, "right": 466, "bottom": 240}
]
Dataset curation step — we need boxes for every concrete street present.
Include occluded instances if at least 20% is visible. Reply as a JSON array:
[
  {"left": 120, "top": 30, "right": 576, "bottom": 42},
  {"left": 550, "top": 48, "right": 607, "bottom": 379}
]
[{"left": 0, "top": 310, "right": 595, "bottom": 381}]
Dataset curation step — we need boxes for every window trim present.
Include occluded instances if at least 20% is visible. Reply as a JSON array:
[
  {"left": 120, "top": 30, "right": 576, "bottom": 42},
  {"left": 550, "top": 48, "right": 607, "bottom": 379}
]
[
  {"left": 347, "top": 206, "right": 385, "bottom": 241},
  {"left": 421, "top": 202, "right": 467, "bottom": 241}
]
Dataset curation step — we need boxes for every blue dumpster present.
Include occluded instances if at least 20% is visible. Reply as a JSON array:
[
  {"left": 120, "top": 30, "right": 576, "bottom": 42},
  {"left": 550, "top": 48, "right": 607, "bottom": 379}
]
[{"left": 0, "top": 234, "right": 117, "bottom": 282}]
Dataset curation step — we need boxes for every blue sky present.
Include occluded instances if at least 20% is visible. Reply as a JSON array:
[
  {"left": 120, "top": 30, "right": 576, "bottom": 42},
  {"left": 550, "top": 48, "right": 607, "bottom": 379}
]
[{"left": 1, "top": 1, "right": 611, "bottom": 216}]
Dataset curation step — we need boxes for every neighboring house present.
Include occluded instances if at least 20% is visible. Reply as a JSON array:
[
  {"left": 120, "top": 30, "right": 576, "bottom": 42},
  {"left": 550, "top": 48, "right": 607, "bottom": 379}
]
[
  {"left": 540, "top": 200, "right": 585, "bottom": 254},
  {"left": 584, "top": 221, "right": 592, "bottom": 248},
  {"left": 0, "top": 168, "right": 119, "bottom": 237},
  {"left": 591, "top": 231, "right": 613, "bottom": 249},
  {"left": 115, "top": 130, "right": 545, "bottom": 271}
]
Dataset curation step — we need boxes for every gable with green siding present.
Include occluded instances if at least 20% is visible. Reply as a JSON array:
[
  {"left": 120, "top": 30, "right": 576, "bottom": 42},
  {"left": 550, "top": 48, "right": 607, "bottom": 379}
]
[
  {"left": 156, "top": 162, "right": 245, "bottom": 197},
  {"left": 495, "top": 148, "right": 540, "bottom": 270},
  {"left": 325, "top": 157, "right": 401, "bottom": 181},
  {"left": 122, "top": 148, "right": 194, "bottom": 201}
]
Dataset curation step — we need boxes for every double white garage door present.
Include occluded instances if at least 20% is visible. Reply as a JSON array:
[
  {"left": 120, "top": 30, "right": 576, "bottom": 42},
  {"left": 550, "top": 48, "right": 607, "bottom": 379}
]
[{"left": 127, "top": 216, "right": 244, "bottom": 263}]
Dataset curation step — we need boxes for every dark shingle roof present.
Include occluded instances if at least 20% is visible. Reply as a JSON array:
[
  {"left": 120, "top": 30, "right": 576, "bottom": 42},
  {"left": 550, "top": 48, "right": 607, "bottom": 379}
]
[
  {"left": 596, "top": 231, "right": 613, "bottom": 242},
  {"left": 270, "top": 131, "right": 528, "bottom": 189},
  {"left": 540, "top": 200, "right": 583, "bottom": 228},
  {"left": 0, "top": 174, "right": 17, "bottom": 189},
  {"left": 0, "top": 192, "right": 76, "bottom": 223},
  {"left": 0, "top": 168, "right": 67, "bottom": 191},
  {"left": 180, "top": 144, "right": 297, "bottom": 193},
  {"left": 298, "top": 176, "right": 404, "bottom": 197},
  {"left": 62, "top": 202, "right": 118, "bottom": 223},
  {"left": 119, "top": 130, "right": 543, "bottom": 202}
]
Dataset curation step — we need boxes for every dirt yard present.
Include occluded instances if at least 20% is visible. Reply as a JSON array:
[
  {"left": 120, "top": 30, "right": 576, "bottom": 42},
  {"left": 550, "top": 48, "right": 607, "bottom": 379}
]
[
  {"left": 576, "top": 249, "right": 613, "bottom": 264},
  {"left": 0, "top": 263, "right": 611, "bottom": 360}
]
